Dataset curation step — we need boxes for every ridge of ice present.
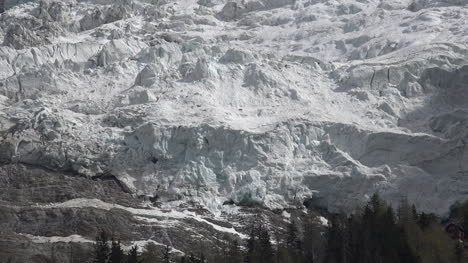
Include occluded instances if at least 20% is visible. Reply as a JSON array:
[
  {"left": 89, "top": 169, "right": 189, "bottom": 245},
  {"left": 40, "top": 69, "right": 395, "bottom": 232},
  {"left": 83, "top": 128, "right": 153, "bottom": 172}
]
[{"left": 0, "top": 0, "right": 467, "bottom": 216}]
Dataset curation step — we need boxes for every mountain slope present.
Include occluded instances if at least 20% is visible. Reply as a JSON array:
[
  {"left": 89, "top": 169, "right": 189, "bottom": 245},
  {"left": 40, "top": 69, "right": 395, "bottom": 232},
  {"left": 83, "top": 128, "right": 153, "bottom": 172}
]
[{"left": 0, "top": 0, "right": 467, "bottom": 260}]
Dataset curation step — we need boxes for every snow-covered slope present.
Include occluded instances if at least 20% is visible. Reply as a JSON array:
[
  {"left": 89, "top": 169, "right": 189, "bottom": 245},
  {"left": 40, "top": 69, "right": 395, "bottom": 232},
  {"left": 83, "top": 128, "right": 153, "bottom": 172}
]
[{"left": 1, "top": 0, "right": 467, "bottom": 219}]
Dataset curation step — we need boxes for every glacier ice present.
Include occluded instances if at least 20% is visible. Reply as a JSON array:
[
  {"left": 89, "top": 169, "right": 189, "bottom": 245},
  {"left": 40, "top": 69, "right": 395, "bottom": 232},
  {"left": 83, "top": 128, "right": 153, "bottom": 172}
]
[{"left": 0, "top": 0, "right": 467, "bottom": 217}]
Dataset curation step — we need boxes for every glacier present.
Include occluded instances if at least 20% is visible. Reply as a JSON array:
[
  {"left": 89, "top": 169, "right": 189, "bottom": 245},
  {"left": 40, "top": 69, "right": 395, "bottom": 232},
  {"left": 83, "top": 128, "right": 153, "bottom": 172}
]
[{"left": 0, "top": 0, "right": 467, "bottom": 222}]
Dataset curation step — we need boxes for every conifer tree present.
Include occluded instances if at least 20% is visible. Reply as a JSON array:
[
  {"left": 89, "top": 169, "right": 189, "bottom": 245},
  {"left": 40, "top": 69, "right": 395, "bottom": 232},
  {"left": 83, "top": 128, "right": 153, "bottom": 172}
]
[
  {"left": 128, "top": 245, "right": 140, "bottom": 263},
  {"left": 303, "top": 218, "right": 326, "bottom": 263},
  {"left": 141, "top": 242, "right": 159, "bottom": 263},
  {"left": 189, "top": 253, "right": 196, "bottom": 263},
  {"left": 325, "top": 213, "right": 347, "bottom": 263},
  {"left": 162, "top": 244, "right": 172, "bottom": 263},
  {"left": 258, "top": 225, "right": 274, "bottom": 263},
  {"left": 455, "top": 241, "right": 464, "bottom": 263},
  {"left": 286, "top": 220, "right": 302, "bottom": 263},
  {"left": 245, "top": 225, "right": 257, "bottom": 263},
  {"left": 461, "top": 201, "right": 468, "bottom": 233},
  {"left": 273, "top": 230, "right": 288, "bottom": 263},
  {"left": 93, "top": 230, "right": 110, "bottom": 263},
  {"left": 109, "top": 239, "right": 124, "bottom": 263},
  {"left": 417, "top": 212, "right": 436, "bottom": 230},
  {"left": 227, "top": 238, "right": 242, "bottom": 263},
  {"left": 213, "top": 233, "right": 229, "bottom": 263},
  {"left": 287, "top": 220, "right": 300, "bottom": 249}
]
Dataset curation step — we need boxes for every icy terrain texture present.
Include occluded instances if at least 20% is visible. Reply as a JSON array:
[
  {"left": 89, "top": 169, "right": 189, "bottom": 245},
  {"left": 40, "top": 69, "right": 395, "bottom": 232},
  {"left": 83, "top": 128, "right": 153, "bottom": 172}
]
[{"left": 0, "top": 0, "right": 467, "bottom": 215}]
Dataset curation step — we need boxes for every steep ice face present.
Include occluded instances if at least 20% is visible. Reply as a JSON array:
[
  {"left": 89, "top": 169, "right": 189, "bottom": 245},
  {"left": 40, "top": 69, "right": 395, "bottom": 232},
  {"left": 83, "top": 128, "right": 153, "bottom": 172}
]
[{"left": 0, "top": 0, "right": 467, "bottom": 215}]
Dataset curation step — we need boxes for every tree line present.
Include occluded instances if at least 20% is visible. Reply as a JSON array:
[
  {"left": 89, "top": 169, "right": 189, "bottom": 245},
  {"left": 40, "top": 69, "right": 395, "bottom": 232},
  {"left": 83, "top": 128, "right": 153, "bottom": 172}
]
[
  {"left": 324, "top": 194, "right": 465, "bottom": 263},
  {"left": 89, "top": 194, "right": 467, "bottom": 263}
]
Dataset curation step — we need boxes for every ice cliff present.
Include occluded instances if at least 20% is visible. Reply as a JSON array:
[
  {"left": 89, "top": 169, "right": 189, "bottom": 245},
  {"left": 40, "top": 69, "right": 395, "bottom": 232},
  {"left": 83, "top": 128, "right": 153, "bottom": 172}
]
[{"left": 0, "top": 0, "right": 468, "bottom": 218}]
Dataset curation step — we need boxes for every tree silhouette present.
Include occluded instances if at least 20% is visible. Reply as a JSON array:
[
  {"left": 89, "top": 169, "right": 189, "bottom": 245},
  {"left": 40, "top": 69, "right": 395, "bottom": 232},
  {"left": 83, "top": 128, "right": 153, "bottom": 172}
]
[
  {"left": 162, "top": 244, "right": 171, "bottom": 263},
  {"left": 127, "top": 245, "right": 140, "bottom": 263},
  {"left": 109, "top": 239, "right": 124, "bottom": 263},
  {"left": 93, "top": 230, "right": 110, "bottom": 263},
  {"left": 141, "top": 242, "right": 159, "bottom": 263}
]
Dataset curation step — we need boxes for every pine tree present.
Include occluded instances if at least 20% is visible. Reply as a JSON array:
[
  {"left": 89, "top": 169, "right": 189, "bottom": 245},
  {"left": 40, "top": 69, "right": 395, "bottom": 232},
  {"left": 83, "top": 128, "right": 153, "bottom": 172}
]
[
  {"left": 417, "top": 212, "right": 438, "bottom": 230},
  {"left": 321, "top": 195, "right": 462, "bottom": 263},
  {"left": 287, "top": 220, "right": 299, "bottom": 248},
  {"left": 227, "top": 238, "right": 242, "bottom": 263},
  {"left": 303, "top": 218, "right": 325, "bottom": 263},
  {"left": 461, "top": 201, "right": 468, "bottom": 233},
  {"left": 258, "top": 224, "right": 274, "bottom": 263},
  {"left": 273, "top": 230, "right": 287, "bottom": 263},
  {"left": 141, "top": 242, "right": 159, "bottom": 263},
  {"left": 109, "top": 239, "right": 124, "bottom": 263},
  {"left": 325, "top": 213, "right": 347, "bottom": 263},
  {"left": 189, "top": 253, "right": 196, "bottom": 263},
  {"left": 346, "top": 214, "right": 362, "bottom": 263},
  {"left": 128, "top": 245, "right": 140, "bottom": 263},
  {"left": 93, "top": 230, "right": 110, "bottom": 263},
  {"left": 411, "top": 205, "right": 419, "bottom": 221},
  {"left": 398, "top": 199, "right": 424, "bottom": 262},
  {"left": 213, "top": 233, "right": 229, "bottom": 263},
  {"left": 245, "top": 225, "right": 257, "bottom": 263},
  {"left": 370, "top": 193, "right": 385, "bottom": 218},
  {"left": 396, "top": 225, "right": 419, "bottom": 263},
  {"left": 380, "top": 206, "right": 399, "bottom": 263},
  {"left": 286, "top": 220, "right": 302, "bottom": 262},
  {"left": 162, "top": 244, "right": 171, "bottom": 263},
  {"left": 455, "top": 241, "right": 464, "bottom": 263}
]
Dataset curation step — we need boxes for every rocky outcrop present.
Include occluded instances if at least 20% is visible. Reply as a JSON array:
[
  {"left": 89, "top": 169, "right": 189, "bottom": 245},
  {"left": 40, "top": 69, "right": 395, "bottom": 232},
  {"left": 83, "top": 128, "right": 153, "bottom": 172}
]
[{"left": 0, "top": 164, "right": 317, "bottom": 262}]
